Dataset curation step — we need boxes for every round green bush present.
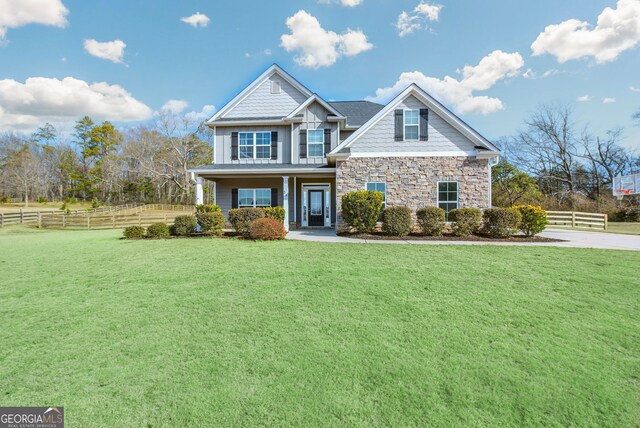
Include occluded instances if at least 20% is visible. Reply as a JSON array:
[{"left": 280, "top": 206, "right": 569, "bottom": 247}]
[
  {"left": 249, "top": 218, "right": 287, "bottom": 240},
  {"left": 341, "top": 190, "right": 384, "bottom": 233},
  {"left": 264, "top": 206, "right": 286, "bottom": 222},
  {"left": 449, "top": 208, "right": 482, "bottom": 237},
  {"left": 416, "top": 207, "right": 446, "bottom": 236},
  {"left": 196, "top": 204, "right": 222, "bottom": 214},
  {"left": 514, "top": 205, "right": 548, "bottom": 236},
  {"left": 228, "top": 207, "right": 265, "bottom": 237},
  {"left": 170, "top": 215, "right": 197, "bottom": 236},
  {"left": 146, "top": 222, "right": 170, "bottom": 238},
  {"left": 123, "top": 225, "right": 145, "bottom": 239},
  {"left": 198, "top": 211, "right": 225, "bottom": 236},
  {"left": 382, "top": 206, "right": 412, "bottom": 237},
  {"left": 482, "top": 208, "right": 522, "bottom": 238}
]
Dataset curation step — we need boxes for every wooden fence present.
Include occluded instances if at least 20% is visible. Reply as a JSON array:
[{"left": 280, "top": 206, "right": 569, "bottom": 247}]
[
  {"left": 546, "top": 211, "right": 608, "bottom": 230},
  {"left": 0, "top": 204, "right": 194, "bottom": 229}
]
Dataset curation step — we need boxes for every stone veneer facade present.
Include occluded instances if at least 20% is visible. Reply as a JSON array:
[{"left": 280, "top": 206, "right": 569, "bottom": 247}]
[{"left": 335, "top": 156, "right": 489, "bottom": 229}]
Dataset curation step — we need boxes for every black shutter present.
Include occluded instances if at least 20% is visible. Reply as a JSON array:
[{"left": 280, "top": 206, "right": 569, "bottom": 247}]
[
  {"left": 231, "top": 189, "right": 238, "bottom": 209},
  {"left": 271, "top": 131, "right": 278, "bottom": 160},
  {"left": 323, "top": 128, "right": 331, "bottom": 156},
  {"left": 231, "top": 132, "right": 239, "bottom": 160},
  {"left": 271, "top": 188, "right": 278, "bottom": 207},
  {"left": 299, "top": 129, "right": 307, "bottom": 159},
  {"left": 419, "top": 109, "right": 429, "bottom": 141},
  {"left": 394, "top": 110, "right": 403, "bottom": 141}
]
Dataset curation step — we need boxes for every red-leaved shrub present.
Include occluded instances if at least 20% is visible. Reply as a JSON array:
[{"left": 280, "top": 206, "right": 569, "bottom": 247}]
[{"left": 249, "top": 218, "right": 286, "bottom": 241}]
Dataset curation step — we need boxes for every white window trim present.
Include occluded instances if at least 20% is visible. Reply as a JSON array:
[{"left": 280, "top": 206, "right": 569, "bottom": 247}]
[
  {"left": 436, "top": 181, "right": 459, "bottom": 218},
  {"left": 271, "top": 80, "right": 281, "bottom": 94},
  {"left": 307, "top": 129, "right": 325, "bottom": 158},
  {"left": 239, "top": 132, "right": 271, "bottom": 160},
  {"left": 238, "top": 188, "right": 272, "bottom": 208},
  {"left": 366, "top": 182, "right": 387, "bottom": 209},
  {"left": 403, "top": 109, "right": 419, "bottom": 141}
]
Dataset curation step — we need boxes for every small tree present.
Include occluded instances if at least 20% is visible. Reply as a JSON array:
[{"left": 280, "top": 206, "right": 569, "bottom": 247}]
[
  {"left": 492, "top": 160, "right": 543, "bottom": 207},
  {"left": 341, "top": 190, "right": 383, "bottom": 233}
]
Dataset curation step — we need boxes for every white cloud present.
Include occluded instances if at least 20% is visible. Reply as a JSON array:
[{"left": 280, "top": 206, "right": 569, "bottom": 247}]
[
  {"left": 522, "top": 68, "right": 561, "bottom": 79},
  {"left": 160, "top": 99, "right": 189, "bottom": 114},
  {"left": 366, "top": 50, "right": 524, "bottom": 115},
  {"left": 630, "top": 86, "right": 640, "bottom": 92},
  {"left": 158, "top": 100, "right": 216, "bottom": 122},
  {"left": 603, "top": 97, "right": 616, "bottom": 104},
  {"left": 0, "top": 0, "right": 68, "bottom": 41},
  {"left": 577, "top": 95, "right": 591, "bottom": 102},
  {"left": 181, "top": 12, "right": 210, "bottom": 28},
  {"left": 280, "top": 10, "right": 373, "bottom": 68},
  {"left": 396, "top": 1, "right": 443, "bottom": 37},
  {"left": 0, "top": 76, "right": 152, "bottom": 130},
  {"left": 531, "top": 0, "right": 640, "bottom": 63},
  {"left": 318, "top": 0, "right": 363, "bottom": 7},
  {"left": 83, "top": 39, "right": 127, "bottom": 64}
]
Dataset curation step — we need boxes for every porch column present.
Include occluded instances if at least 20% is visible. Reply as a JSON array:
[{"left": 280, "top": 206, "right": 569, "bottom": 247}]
[
  {"left": 195, "top": 176, "right": 204, "bottom": 205},
  {"left": 282, "top": 176, "right": 290, "bottom": 231}
]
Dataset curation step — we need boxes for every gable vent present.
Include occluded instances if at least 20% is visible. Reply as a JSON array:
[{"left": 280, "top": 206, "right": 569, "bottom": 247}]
[{"left": 271, "top": 80, "right": 281, "bottom": 94}]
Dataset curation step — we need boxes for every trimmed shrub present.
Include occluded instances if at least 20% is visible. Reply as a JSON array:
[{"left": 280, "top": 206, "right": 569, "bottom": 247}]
[
  {"left": 483, "top": 208, "right": 522, "bottom": 238},
  {"left": 146, "top": 222, "right": 170, "bottom": 238},
  {"left": 196, "top": 204, "right": 222, "bottom": 214},
  {"left": 416, "top": 207, "right": 446, "bottom": 236},
  {"left": 249, "top": 218, "right": 287, "bottom": 240},
  {"left": 382, "top": 206, "right": 412, "bottom": 237},
  {"left": 198, "top": 211, "right": 225, "bottom": 236},
  {"left": 514, "top": 205, "right": 548, "bottom": 236},
  {"left": 170, "top": 215, "right": 197, "bottom": 236},
  {"left": 228, "top": 207, "right": 265, "bottom": 237},
  {"left": 264, "top": 206, "right": 286, "bottom": 222},
  {"left": 341, "top": 190, "right": 384, "bottom": 233},
  {"left": 449, "top": 208, "right": 482, "bottom": 237},
  {"left": 123, "top": 226, "right": 145, "bottom": 239}
]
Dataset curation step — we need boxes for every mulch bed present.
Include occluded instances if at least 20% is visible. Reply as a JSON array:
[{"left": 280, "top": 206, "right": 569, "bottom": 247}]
[{"left": 337, "top": 232, "right": 564, "bottom": 243}]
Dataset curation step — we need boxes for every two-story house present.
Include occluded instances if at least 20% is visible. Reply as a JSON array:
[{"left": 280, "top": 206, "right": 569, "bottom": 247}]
[{"left": 190, "top": 64, "right": 500, "bottom": 231}]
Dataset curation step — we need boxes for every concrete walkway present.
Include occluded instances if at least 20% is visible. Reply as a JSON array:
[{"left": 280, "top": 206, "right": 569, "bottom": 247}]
[{"left": 286, "top": 228, "right": 640, "bottom": 251}]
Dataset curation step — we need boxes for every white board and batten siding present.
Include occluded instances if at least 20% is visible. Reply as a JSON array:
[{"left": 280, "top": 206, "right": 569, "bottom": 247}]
[
  {"left": 291, "top": 101, "right": 338, "bottom": 165},
  {"left": 215, "top": 125, "right": 292, "bottom": 164},
  {"left": 224, "top": 75, "right": 308, "bottom": 119},
  {"left": 349, "top": 95, "right": 477, "bottom": 155}
]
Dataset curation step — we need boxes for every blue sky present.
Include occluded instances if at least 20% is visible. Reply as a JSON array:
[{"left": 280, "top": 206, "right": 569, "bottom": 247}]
[{"left": 0, "top": 0, "right": 638, "bottom": 147}]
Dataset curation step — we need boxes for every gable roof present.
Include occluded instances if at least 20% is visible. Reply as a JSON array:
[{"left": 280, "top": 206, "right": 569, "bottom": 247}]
[
  {"left": 329, "top": 101, "right": 384, "bottom": 128},
  {"left": 207, "top": 64, "right": 313, "bottom": 123},
  {"left": 285, "top": 94, "right": 345, "bottom": 120},
  {"left": 329, "top": 84, "right": 501, "bottom": 156}
]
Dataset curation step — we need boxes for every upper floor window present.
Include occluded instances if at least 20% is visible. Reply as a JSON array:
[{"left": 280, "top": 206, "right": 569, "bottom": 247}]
[
  {"left": 239, "top": 189, "right": 271, "bottom": 207},
  {"left": 404, "top": 110, "right": 419, "bottom": 140},
  {"left": 239, "top": 132, "right": 271, "bottom": 159},
  {"left": 307, "top": 129, "right": 325, "bottom": 157},
  {"left": 271, "top": 80, "right": 281, "bottom": 94},
  {"left": 366, "top": 182, "right": 386, "bottom": 210},
  {"left": 437, "top": 181, "right": 458, "bottom": 220}
]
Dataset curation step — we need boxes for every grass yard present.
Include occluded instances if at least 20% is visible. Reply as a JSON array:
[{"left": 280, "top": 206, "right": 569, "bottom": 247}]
[
  {"left": 1, "top": 228, "right": 639, "bottom": 427},
  {"left": 550, "top": 222, "right": 640, "bottom": 236}
]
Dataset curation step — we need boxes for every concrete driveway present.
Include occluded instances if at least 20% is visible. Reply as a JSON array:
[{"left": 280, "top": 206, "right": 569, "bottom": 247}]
[{"left": 286, "top": 228, "right": 640, "bottom": 251}]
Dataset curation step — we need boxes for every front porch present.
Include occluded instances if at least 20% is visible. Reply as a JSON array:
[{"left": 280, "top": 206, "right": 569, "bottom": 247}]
[{"left": 191, "top": 165, "right": 337, "bottom": 230}]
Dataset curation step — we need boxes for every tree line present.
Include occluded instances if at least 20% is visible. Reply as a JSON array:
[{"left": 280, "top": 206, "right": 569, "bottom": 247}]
[
  {"left": 492, "top": 105, "right": 639, "bottom": 214},
  {"left": 0, "top": 111, "right": 213, "bottom": 207}
]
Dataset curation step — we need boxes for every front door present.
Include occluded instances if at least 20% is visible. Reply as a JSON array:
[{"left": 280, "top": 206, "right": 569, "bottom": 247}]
[{"left": 308, "top": 190, "right": 325, "bottom": 227}]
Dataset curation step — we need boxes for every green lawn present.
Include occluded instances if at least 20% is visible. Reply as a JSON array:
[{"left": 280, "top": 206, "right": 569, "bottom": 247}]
[
  {"left": 550, "top": 222, "right": 640, "bottom": 235},
  {"left": 1, "top": 228, "right": 639, "bottom": 427}
]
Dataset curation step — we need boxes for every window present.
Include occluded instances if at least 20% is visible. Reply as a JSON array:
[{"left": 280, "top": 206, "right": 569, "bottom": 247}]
[
  {"left": 307, "top": 129, "right": 325, "bottom": 157},
  {"left": 366, "top": 182, "right": 386, "bottom": 210},
  {"left": 238, "top": 189, "right": 271, "bottom": 208},
  {"left": 239, "top": 132, "right": 271, "bottom": 159},
  {"left": 404, "top": 109, "right": 419, "bottom": 140},
  {"left": 437, "top": 181, "right": 458, "bottom": 220},
  {"left": 271, "top": 80, "right": 281, "bottom": 94}
]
